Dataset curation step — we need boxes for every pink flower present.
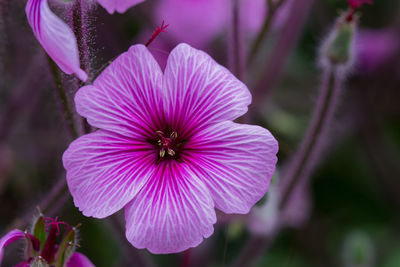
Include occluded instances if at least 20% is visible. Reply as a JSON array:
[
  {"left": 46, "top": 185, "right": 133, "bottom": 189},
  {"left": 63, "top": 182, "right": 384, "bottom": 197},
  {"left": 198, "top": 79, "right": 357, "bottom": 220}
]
[
  {"left": 0, "top": 230, "right": 94, "bottom": 267},
  {"left": 63, "top": 43, "right": 278, "bottom": 253},
  {"left": 25, "top": 0, "right": 145, "bottom": 81}
]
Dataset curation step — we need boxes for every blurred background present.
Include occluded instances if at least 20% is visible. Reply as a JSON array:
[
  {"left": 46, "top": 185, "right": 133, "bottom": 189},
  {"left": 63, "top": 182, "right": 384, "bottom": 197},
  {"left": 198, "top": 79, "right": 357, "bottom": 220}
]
[{"left": 1, "top": 0, "right": 400, "bottom": 266}]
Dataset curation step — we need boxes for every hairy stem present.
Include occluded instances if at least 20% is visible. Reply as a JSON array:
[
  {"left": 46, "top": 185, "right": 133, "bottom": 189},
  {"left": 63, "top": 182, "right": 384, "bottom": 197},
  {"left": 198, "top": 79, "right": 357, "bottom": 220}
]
[
  {"left": 230, "top": 67, "right": 341, "bottom": 267},
  {"left": 72, "top": 0, "right": 91, "bottom": 133},
  {"left": 72, "top": 0, "right": 88, "bottom": 84},
  {"left": 47, "top": 57, "right": 78, "bottom": 138},
  {"left": 252, "top": 0, "right": 314, "bottom": 108},
  {"left": 279, "top": 68, "right": 341, "bottom": 209}
]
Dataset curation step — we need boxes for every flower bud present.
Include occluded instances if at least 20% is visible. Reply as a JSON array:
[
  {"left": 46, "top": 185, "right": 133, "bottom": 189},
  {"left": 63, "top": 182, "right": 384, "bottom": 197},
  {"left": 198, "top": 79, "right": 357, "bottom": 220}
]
[{"left": 320, "top": 11, "right": 358, "bottom": 71}]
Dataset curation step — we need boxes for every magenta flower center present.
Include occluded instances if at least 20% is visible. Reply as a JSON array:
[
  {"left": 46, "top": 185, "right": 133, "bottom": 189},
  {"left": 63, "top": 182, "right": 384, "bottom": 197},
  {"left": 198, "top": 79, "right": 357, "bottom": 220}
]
[{"left": 155, "top": 130, "right": 182, "bottom": 159}]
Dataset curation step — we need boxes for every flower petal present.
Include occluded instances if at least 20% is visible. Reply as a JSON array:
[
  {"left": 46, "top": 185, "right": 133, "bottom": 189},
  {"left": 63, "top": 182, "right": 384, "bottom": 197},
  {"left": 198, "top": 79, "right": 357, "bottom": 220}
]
[
  {"left": 163, "top": 43, "right": 251, "bottom": 138},
  {"left": 0, "top": 230, "right": 25, "bottom": 264},
  {"left": 67, "top": 252, "right": 95, "bottom": 267},
  {"left": 97, "top": 0, "right": 145, "bottom": 14},
  {"left": 63, "top": 130, "right": 157, "bottom": 218},
  {"left": 75, "top": 45, "right": 164, "bottom": 138},
  {"left": 184, "top": 121, "right": 278, "bottom": 214},
  {"left": 125, "top": 161, "right": 216, "bottom": 254},
  {"left": 25, "top": 0, "right": 87, "bottom": 81}
]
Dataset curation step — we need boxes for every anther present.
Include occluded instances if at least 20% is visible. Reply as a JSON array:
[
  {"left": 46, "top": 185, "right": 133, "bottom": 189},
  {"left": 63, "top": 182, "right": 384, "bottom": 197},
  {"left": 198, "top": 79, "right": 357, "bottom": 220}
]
[{"left": 167, "top": 148, "right": 175, "bottom": 157}]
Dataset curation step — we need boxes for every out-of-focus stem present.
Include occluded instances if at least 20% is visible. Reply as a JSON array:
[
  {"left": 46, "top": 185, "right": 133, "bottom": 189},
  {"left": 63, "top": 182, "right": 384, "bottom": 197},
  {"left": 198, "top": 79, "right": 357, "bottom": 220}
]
[
  {"left": 230, "top": 67, "right": 341, "bottom": 267},
  {"left": 47, "top": 57, "right": 78, "bottom": 138},
  {"left": 108, "top": 215, "right": 156, "bottom": 267},
  {"left": 181, "top": 249, "right": 191, "bottom": 267},
  {"left": 72, "top": 0, "right": 91, "bottom": 133},
  {"left": 230, "top": 0, "right": 244, "bottom": 80},
  {"left": 279, "top": 68, "right": 341, "bottom": 209},
  {"left": 252, "top": 0, "right": 314, "bottom": 108},
  {"left": 247, "top": 0, "right": 285, "bottom": 65},
  {"left": 10, "top": 178, "right": 68, "bottom": 230},
  {"left": 230, "top": 235, "right": 275, "bottom": 267},
  {"left": 0, "top": 53, "right": 43, "bottom": 141}
]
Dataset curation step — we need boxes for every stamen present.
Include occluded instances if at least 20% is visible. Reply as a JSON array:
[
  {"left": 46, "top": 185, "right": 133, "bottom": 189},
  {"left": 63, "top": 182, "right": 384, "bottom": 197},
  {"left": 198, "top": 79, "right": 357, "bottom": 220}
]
[
  {"left": 160, "top": 148, "right": 166, "bottom": 158},
  {"left": 167, "top": 148, "right": 175, "bottom": 157},
  {"left": 170, "top": 131, "right": 177, "bottom": 139}
]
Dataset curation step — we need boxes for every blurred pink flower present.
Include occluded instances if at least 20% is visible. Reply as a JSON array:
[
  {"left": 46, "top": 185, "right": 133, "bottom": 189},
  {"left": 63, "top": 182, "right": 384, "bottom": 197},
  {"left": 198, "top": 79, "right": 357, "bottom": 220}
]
[
  {"left": 96, "top": 0, "right": 145, "bottom": 14},
  {"left": 154, "top": 0, "right": 268, "bottom": 48},
  {"left": 0, "top": 230, "right": 94, "bottom": 267},
  {"left": 63, "top": 43, "right": 278, "bottom": 253},
  {"left": 355, "top": 29, "right": 399, "bottom": 73},
  {"left": 153, "top": 0, "right": 292, "bottom": 48},
  {"left": 25, "top": 0, "right": 144, "bottom": 81},
  {"left": 154, "top": 0, "right": 228, "bottom": 47}
]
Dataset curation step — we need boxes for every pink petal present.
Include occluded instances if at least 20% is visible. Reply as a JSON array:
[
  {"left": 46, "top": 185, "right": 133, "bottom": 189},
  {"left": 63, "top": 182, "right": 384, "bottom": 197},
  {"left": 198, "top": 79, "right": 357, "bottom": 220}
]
[
  {"left": 125, "top": 161, "right": 216, "bottom": 254},
  {"left": 163, "top": 43, "right": 251, "bottom": 138},
  {"left": 75, "top": 45, "right": 164, "bottom": 138},
  {"left": 25, "top": 0, "right": 87, "bottom": 81},
  {"left": 97, "top": 0, "right": 145, "bottom": 14},
  {"left": 63, "top": 130, "right": 157, "bottom": 218},
  {"left": 67, "top": 252, "right": 95, "bottom": 267},
  {"left": 184, "top": 121, "right": 278, "bottom": 214},
  {"left": 0, "top": 230, "right": 25, "bottom": 264}
]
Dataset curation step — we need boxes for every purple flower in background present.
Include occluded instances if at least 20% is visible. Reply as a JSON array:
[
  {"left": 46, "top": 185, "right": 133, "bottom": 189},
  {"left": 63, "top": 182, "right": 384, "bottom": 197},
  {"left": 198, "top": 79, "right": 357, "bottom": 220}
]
[
  {"left": 355, "top": 29, "right": 399, "bottom": 73},
  {"left": 153, "top": 0, "right": 264, "bottom": 48},
  {"left": 63, "top": 43, "right": 278, "bottom": 253},
  {"left": 153, "top": 0, "right": 292, "bottom": 48},
  {"left": 25, "top": 0, "right": 145, "bottom": 81}
]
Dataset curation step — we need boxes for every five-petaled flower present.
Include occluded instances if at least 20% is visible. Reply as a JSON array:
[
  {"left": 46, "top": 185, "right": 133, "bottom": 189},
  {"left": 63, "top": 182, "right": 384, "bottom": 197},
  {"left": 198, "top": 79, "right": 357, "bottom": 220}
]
[
  {"left": 25, "top": 0, "right": 145, "bottom": 81},
  {"left": 63, "top": 43, "right": 278, "bottom": 253}
]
